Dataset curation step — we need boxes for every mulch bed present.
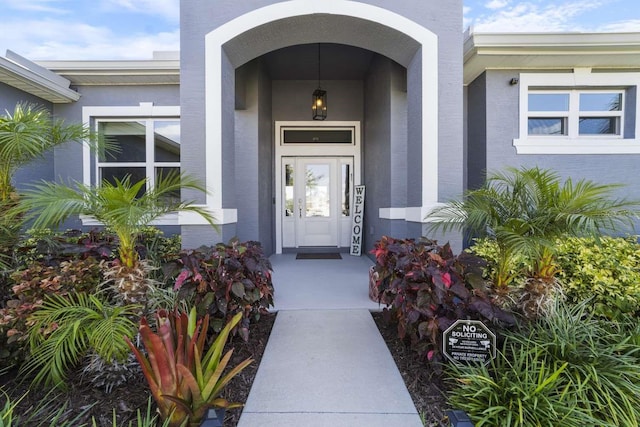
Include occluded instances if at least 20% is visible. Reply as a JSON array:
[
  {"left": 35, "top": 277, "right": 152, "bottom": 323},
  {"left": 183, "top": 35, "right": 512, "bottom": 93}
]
[
  {"left": 1, "top": 311, "right": 452, "bottom": 426},
  {"left": 0, "top": 313, "right": 277, "bottom": 427},
  {"left": 371, "top": 311, "right": 451, "bottom": 427}
]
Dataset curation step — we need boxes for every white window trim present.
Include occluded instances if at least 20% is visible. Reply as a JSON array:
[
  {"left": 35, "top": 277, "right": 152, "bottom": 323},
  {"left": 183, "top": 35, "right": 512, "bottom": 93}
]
[
  {"left": 81, "top": 103, "right": 215, "bottom": 226},
  {"left": 514, "top": 70, "right": 640, "bottom": 154}
]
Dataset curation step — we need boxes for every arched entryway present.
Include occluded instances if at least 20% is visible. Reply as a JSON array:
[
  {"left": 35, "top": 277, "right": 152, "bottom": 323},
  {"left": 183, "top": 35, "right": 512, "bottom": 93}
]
[{"left": 179, "top": 1, "right": 444, "bottom": 254}]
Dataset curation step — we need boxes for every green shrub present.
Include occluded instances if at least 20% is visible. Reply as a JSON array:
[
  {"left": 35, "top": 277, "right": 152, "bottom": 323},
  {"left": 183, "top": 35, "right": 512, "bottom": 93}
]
[
  {"left": 447, "top": 339, "right": 593, "bottom": 427},
  {"left": 14, "top": 228, "right": 180, "bottom": 272},
  {"left": 555, "top": 236, "right": 640, "bottom": 318},
  {"left": 467, "top": 238, "right": 529, "bottom": 287},
  {"left": 470, "top": 236, "right": 640, "bottom": 319},
  {"left": 447, "top": 301, "right": 640, "bottom": 426}
]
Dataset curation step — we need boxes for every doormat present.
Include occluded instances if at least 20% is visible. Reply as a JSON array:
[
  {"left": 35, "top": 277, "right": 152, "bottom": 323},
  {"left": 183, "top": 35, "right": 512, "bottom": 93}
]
[{"left": 296, "top": 253, "right": 342, "bottom": 260}]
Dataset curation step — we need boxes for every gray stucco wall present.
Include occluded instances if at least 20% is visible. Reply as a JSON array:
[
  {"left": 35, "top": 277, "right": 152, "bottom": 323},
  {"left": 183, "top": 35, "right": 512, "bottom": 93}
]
[
  {"left": 272, "top": 80, "right": 363, "bottom": 121},
  {"left": 466, "top": 72, "right": 487, "bottom": 190},
  {"left": 257, "top": 61, "right": 274, "bottom": 253},
  {"left": 363, "top": 55, "right": 393, "bottom": 247},
  {"left": 470, "top": 69, "right": 640, "bottom": 235},
  {"left": 233, "top": 59, "right": 275, "bottom": 253}
]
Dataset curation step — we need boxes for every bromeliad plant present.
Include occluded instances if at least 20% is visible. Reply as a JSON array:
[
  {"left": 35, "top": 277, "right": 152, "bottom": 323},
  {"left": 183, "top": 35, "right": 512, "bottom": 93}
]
[{"left": 125, "top": 309, "right": 252, "bottom": 427}]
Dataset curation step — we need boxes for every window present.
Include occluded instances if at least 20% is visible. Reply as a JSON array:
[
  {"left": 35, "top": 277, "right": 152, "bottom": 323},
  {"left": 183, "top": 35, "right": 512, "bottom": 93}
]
[
  {"left": 80, "top": 103, "right": 197, "bottom": 226},
  {"left": 97, "top": 119, "right": 180, "bottom": 194},
  {"left": 282, "top": 128, "right": 354, "bottom": 145},
  {"left": 527, "top": 91, "right": 622, "bottom": 137},
  {"left": 514, "top": 71, "right": 640, "bottom": 154}
]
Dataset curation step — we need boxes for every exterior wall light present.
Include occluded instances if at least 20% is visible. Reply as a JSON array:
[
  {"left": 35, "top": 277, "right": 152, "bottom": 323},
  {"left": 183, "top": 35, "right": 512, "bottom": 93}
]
[{"left": 312, "top": 43, "right": 327, "bottom": 120}]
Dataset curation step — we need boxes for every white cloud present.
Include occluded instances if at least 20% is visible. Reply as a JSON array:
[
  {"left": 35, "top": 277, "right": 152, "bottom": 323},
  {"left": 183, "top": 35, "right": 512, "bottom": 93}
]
[
  {"left": 4, "top": 0, "right": 70, "bottom": 13},
  {"left": 598, "top": 19, "right": 640, "bottom": 32},
  {"left": 105, "top": 0, "right": 179, "bottom": 23},
  {"left": 1, "top": 19, "right": 179, "bottom": 60},
  {"left": 485, "top": 0, "right": 510, "bottom": 10},
  {"left": 463, "top": 6, "right": 473, "bottom": 30},
  {"left": 470, "top": 1, "right": 607, "bottom": 32}
]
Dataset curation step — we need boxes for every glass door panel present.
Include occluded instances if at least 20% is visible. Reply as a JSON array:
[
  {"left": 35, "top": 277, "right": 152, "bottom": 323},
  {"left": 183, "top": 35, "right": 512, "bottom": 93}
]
[{"left": 305, "top": 164, "right": 330, "bottom": 218}]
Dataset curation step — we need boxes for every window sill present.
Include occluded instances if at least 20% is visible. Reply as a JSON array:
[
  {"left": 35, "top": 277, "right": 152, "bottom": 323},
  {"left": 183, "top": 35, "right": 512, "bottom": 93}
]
[
  {"left": 513, "top": 138, "right": 640, "bottom": 154},
  {"left": 79, "top": 208, "right": 237, "bottom": 227}
]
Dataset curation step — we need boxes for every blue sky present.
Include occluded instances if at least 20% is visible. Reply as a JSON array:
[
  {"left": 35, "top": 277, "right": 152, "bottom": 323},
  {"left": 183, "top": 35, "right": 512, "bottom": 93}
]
[{"left": 0, "top": 0, "right": 638, "bottom": 60}]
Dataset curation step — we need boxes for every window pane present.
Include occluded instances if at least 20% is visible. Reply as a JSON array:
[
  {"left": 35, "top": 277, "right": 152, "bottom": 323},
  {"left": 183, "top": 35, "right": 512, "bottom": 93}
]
[
  {"left": 528, "top": 93, "right": 569, "bottom": 112},
  {"left": 100, "top": 122, "right": 146, "bottom": 162},
  {"left": 156, "top": 167, "right": 181, "bottom": 202},
  {"left": 100, "top": 167, "right": 146, "bottom": 196},
  {"left": 528, "top": 118, "right": 566, "bottom": 135},
  {"left": 154, "top": 121, "right": 181, "bottom": 162},
  {"left": 283, "top": 129, "right": 353, "bottom": 144},
  {"left": 580, "top": 93, "right": 622, "bottom": 112},
  {"left": 579, "top": 117, "right": 618, "bottom": 135},
  {"left": 341, "top": 163, "right": 350, "bottom": 217},
  {"left": 305, "top": 164, "right": 330, "bottom": 217},
  {"left": 285, "top": 164, "right": 294, "bottom": 217}
]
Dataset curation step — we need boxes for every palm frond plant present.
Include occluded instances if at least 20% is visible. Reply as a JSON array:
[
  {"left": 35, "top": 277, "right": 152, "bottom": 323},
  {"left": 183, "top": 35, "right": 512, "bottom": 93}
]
[
  {"left": 427, "top": 166, "right": 638, "bottom": 316},
  {"left": 21, "top": 172, "right": 217, "bottom": 304},
  {"left": 0, "top": 103, "right": 110, "bottom": 268},
  {"left": 20, "top": 292, "right": 140, "bottom": 389}
]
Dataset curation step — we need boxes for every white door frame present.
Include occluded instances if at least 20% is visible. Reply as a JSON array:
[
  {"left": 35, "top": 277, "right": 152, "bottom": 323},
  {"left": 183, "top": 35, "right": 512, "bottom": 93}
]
[{"left": 275, "top": 121, "right": 361, "bottom": 254}]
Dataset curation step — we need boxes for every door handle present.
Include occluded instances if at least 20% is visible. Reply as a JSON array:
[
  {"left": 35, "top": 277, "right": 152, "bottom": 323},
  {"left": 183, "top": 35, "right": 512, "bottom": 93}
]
[{"left": 298, "top": 198, "right": 302, "bottom": 218}]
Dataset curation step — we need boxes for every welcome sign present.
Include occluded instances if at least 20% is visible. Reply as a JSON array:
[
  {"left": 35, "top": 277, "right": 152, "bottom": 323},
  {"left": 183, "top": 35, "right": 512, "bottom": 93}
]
[{"left": 350, "top": 185, "right": 365, "bottom": 256}]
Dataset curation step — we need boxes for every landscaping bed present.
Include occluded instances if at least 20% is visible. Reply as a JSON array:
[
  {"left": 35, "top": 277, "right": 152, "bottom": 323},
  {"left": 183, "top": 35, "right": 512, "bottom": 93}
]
[{"left": 0, "top": 313, "right": 276, "bottom": 426}]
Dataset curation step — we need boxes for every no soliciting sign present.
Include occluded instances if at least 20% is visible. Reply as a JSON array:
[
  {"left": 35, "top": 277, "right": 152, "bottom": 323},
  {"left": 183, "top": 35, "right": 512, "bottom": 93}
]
[{"left": 443, "top": 319, "right": 496, "bottom": 365}]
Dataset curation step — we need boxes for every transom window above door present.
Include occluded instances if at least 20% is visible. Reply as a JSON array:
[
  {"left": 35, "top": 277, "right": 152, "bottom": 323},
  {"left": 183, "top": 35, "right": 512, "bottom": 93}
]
[{"left": 281, "top": 128, "right": 355, "bottom": 145}]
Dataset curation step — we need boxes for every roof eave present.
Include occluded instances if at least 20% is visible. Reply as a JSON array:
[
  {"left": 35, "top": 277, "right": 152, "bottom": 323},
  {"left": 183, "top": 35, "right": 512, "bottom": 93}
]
[
  {"left": 35, "top": 59, "right": 180, "bottom": 86},
  {"left": 464, "top": 32, "right": 640, "bottom": 85},
  {"left": 0, "top": 56, "right": 80, "bottom": 103}
]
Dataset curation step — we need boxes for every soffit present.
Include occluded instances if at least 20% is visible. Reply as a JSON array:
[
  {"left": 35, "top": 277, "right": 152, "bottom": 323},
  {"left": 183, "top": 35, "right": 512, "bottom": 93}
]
[
  {"left": 34, "top": 60, "right": 180, "bottom": 86},
  {"left": 464, "top": 32, "right": 640, "bottom": 85},
  {"left": 0, "top": 56, "right": 80, "bottom": 103}
]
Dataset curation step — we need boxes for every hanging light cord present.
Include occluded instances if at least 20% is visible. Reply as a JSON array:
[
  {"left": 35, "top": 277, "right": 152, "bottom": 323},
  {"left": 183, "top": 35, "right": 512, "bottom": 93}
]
[{"left": 317, "top": 43, "right": 321, "bottom": 89}]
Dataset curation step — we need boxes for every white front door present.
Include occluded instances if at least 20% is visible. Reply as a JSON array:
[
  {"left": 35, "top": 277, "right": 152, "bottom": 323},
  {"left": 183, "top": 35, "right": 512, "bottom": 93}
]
[{"left": 282, "top": 157, "right": 353, "bottom": 248}]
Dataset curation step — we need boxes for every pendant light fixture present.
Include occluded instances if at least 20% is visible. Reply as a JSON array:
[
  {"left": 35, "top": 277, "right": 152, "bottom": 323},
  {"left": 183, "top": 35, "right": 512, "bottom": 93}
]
[{"left": 312, "top": 43, "right": 327, "bottom": 120}]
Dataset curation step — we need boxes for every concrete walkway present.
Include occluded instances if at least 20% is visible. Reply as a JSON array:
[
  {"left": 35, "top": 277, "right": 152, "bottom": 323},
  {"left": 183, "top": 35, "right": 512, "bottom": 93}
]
[
  {"left": 237, "top": 309, "right": 423, "bottom": 426},
  {"left": 268, "top": 254, "right": 381, "bottom": 311}
]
